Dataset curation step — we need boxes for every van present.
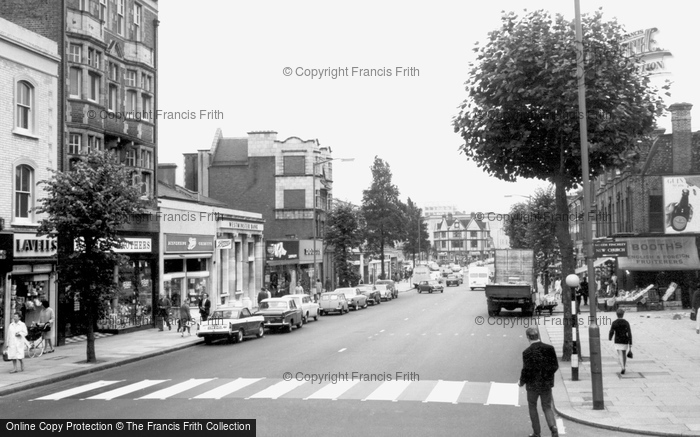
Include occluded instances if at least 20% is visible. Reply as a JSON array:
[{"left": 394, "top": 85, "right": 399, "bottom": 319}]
[
  {"left": 412, "top": 265, "right": 431, "bottom": 288},
  {"left": 468, "top": 266, "right": 490, "bottom": 290}
]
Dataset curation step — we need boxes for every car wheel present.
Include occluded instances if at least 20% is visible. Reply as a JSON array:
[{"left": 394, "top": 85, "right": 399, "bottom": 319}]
[
  {"left": 429, "top": 290, "right": 433, "bottom": 293},
  {"left": 204, "top": 337, "right": 212, "bottom": 345},
  {"left": 303, "top": 313, "right": 308, "bottom": 324},
  {"left": 314, "top": 313, "right": 319, "bottom": 321},
  {"left": 256, "top": 324, "right": 265, "bottom": 338},
  {"left": 296, "top": 318, "right": 303, "bottom": 329},
  {"left": 363, "top": 302, "right": 368, "bottom": 309},
  {"left": 441, "top": 289, "right": 444, "bottom": 293},
  {"left": 236, "top": 329, "right": 244, "bottom": 343},
  {"left": 287, "top": 324, "right": 293, "bottom": 333},
  {"left": 470, "top": 287, "right": 474, "bottom": 290},
  {"left": 418, "top": 290, "right": 422, "bottom": 293}
]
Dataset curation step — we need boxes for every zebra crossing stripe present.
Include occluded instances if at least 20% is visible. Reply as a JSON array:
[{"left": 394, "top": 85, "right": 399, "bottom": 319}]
[
  {"left": 304, "top": 380, "right": 359, "bottom": 400},
  {"left": 247, "top": 380, "right": 306, "bottom": 400},
  {"left": 33, "top": 380, "right": 123, "bottom": 401},
  {"left": 84, "top": 380, "right": 168, "bottom": 400},
  {"left": 423, "top": 380, "right": 466, "bottom": 404},
  {"left": 484, "top": 382, "right": 519, "bottom": 406},
  {"left": 362, "top": 380, "right": 411, "bottom": 402},
  {"left": 137, "top": 379, "right": 215, "bottom": 400},
  {"left": 192, "top": 378, "right": 263, "bottom": 400}
]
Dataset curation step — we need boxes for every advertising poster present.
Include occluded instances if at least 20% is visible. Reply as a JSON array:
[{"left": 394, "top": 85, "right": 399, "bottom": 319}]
[{"left": 663, "top": 176, "right": 700, "bottom": 234}]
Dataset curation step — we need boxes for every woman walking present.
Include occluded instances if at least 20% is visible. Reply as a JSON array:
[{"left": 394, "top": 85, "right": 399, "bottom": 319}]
[
  {"left": 5, "top": 312, "right": 27, "bottom": 373},
  {"left": 609, "top": 308, "right": 633, "bottom": 374},
  {"left": 179, "top": 300, "right": 192, "bottom": 337},
  {"left": 39, "top": 300, "right": 55, "bottom": 353}
]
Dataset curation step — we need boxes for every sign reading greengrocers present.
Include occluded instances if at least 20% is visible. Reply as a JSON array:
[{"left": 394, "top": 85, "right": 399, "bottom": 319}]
[{"left": 165, "top": 234, "right": 214, "bottom": 253}]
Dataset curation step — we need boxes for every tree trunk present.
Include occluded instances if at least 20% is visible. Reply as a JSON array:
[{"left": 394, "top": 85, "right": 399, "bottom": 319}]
[
  {"left": 553, "top": 172, "right": 575, "bottom": 362},
  {"left": 86, "top": 303, "right": 97, "bottom": 363}
]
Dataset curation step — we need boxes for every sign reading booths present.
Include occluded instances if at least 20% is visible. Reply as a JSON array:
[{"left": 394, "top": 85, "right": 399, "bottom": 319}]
[
  {"left": 266, "top": 240, "right": 299, "bottom": 262},
  {"left": 165, "top": 234, "right": 214, "bottom": 253},
  {"left": 663, "top": 176, "right": 700, "bottom": 234},
  {"left": 299, "top": 240, "right": 323, "bottom": 264},
  {"left": 14, "top": 234, "right": 57, "bottom": 258},
  {"left": 617, "top": 236, "right": 700, "bottom": 271}
]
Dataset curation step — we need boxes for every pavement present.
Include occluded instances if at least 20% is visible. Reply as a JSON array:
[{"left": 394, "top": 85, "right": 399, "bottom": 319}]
[
  {"left": 539, "top": 303, "right": 700, "bottom": 436},
  {"left": 0, "top": 282, "right": 416, "bottom": 398}
]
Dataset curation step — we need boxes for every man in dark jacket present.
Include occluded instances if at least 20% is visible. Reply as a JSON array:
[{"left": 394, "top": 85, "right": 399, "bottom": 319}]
[
  {"left": 519, "top": 327, "right": 559, "bottom": 437},
  {"left": 198, "top": 293, "right": 211, "bottom": 322}
]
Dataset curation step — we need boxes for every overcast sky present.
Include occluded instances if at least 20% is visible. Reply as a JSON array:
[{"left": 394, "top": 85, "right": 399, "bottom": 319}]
[{"left": 156, "top": 0, "right": 697, "bottom": 215}]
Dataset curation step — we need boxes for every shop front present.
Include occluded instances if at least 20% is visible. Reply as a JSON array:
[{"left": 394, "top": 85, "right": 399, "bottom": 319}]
[
  {"left": 162, "top": 234, "right": 214, "bottom": 314},
  {"left": 95, "top": 236, "right": 158, "bottom": 334},
  {"left": 1, "top": 233, "right": 57, "bottom": 349},
  {"left": 216, "top": 217, "right": 264, "bottom": 308},
  {"left": 298, "top": 240, "right": 322, "bottom": 294},
  {"left": 265, "top": 240, "right": 299, "bottom": 297}
]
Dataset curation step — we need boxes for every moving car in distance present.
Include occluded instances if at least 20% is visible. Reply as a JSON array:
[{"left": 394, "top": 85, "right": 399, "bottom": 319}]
[
  {"left": 337, "top": 287, "right": 368, "bottom": 310},
  {"left": 254, "top": 298, "right": 303, "bottom": 333},
  {"left": 357, "top": 285, "right": 381, "bottom": 305},
  {"left": 374, "top": 284, "right": 393, "bottom": 301},
  {"left": 281, "top": 294, "right": 320, "bottom": 324},
  {"left": 319, "top": 291, "right": 350, "bottom": 315},
  {"left": 198, "top": 307, "right": 265, "bottom": 345},
  {"left": 445, "top": 275, "right": 460, "bottom": 287},
  {"left": 468, "top": 265, "right": 490, "bottom": 290},
  {"left": 417, "top": 280, "right": 444, "bottom": 294},
  {"left": 375, "top": 279, "right": 398, "bottom": 298}
]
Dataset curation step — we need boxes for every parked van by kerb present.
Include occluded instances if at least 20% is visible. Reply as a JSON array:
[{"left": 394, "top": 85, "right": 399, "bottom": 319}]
[{"left": 468, "top": 266, "right": 490, "bottom": 290}]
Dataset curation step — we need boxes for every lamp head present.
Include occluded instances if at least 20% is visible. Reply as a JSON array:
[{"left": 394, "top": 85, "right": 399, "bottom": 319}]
[{"left": 565, "top": 274, "right": 580, "bottom": 288}]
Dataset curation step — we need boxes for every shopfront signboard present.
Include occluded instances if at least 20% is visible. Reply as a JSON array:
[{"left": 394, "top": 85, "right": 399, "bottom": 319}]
[
  {"left": 165, "top": 234, "right": 214, "bottom": 253},
  {"left": 617, "top": 236, "right": 700, "bottom": 271},
  {"left": 299, "top": 240, "right": 323, "bottom": 264},
  {"left": 73, "top": 237, "right": 152, "bottom": 253},
  {"left": 220, "top": 220, "right": 263, "bottom": 232},
  {"left": 265, "top": 240, "right": 299, "bottom": 262},
  {"left": 663, "top": 176, "right": 700, "bottom": 234},
  {"left": 13, "top": 234, "right": 57, "bottom": 258},
  {"left": 216, "top": 239, "right": 233, "bottom": 250}
]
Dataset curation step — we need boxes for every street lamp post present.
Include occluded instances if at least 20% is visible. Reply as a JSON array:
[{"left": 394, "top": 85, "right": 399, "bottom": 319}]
[
  {"left": 312, "top": 157, "right": 354, "bottom": 289},
  {"left": 575, "top": 0, "right": 604, "bottom": 410}
]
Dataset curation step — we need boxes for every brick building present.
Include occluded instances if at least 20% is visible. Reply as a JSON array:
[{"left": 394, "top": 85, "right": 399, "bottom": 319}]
[
  {"left": 1, "top": 0, "right": 161, "bottom": 342},
  {"left": 0, "top": 16, "right": 60, "bottom": 350},
  {"left": 184, "top": 129, "right": 334, "bottom": 295},
  {"left": 576, "top": 103, "right": 700, "bottom": 308}
]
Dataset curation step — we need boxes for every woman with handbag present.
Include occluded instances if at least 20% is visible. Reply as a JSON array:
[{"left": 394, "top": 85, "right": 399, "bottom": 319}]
[
  {"left": 4, "top": 312, "right": 27, "bottom": 373},
  {"left": 609, "top": 307, "right": 633, "bottom": 374},
  {"left": 39, "top": 300, "right": 55, "bottom": 353}
]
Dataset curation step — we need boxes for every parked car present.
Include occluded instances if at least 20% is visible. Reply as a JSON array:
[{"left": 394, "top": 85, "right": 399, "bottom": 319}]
[
  {"left": 319, "top": 291, "right": 349, "bottom": 315},
  {"left": 337, "top": 287, "right": 368, "bottom": 310},
  {"left": 197, "top": 307, "right": 265, "bottom": 345},
  {"left": 375, "top": 279, "right": 398, "bottom": 298},
  {"left": 445, "top": 275, "right": 460, "bottom": 287},
  {"left": 417, "top": 280, "right": 444, "bottom": 294},
  {"left": 357, "top": 285, "right": 381, "bottom": 305},
  {"left": 281, "top": 294, "right": 320, "bottom": 324},
  {"left": 254, "top": 298, "right": 303, "bottom": 332},
  {"left": 375, "top": 284, "right": 393, "bottom": 301}
]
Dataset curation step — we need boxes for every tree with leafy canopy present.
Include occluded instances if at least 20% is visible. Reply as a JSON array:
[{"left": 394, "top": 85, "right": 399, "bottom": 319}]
[
  {"left": 325, "top": 202, "right": 365, "bottom": 287},
  {"left": 362, "top": 157, "right": 407, "bottom": 280},
  {"left": 504, "top": 202, "right": 530, "bottom": 250},
  {"left": 401, "top": 198, "right": 429, "bottom": 266},
  {"left": 36, "top": 150, "right": 146, "bottom": 363},
  {"left": 452, "top": 9, "right": 667, "bottom": 360}
]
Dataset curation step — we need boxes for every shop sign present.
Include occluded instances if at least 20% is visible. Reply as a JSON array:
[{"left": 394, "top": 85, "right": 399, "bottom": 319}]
[
  {"left": 663, "top": 176, "right": 700, "bottom": 234},
  {"left": 165, "top": 234, "right": 214, "bottom": 253},
  {"left": 593, "top": 241, "right": 628, "bottom": 257},
  {"left": 617, "top": 236, "right": 700, "bottom": 271},
  {"left": 221, "top": 220, "right": 263, "bottom": 232},
  {"left": 299, "top": 240, "right": 323, "bottom": 263},
  {"left": 216, "top": 239, "right": 232, "bottom": 250},
  {"left": 73, "top": 237, "right": 152, "bottom": 253},
  {"left": 266, "top": 240, "right": 299, "bottom": 261},
  {"left": 13, "top": 234, "right": 57, "bottom": 258}
]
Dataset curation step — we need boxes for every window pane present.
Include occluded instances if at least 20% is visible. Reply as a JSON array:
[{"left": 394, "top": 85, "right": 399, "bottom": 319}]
[{"left": 70, "top": 68, "right": 82, "bottom": 96}]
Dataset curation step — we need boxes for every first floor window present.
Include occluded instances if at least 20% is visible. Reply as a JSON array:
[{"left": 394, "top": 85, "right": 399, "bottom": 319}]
[
  {"left": 69, "top": 133, "right": 82, "bottom": 154},
  {"left": 88, "top": 135, "right": 102, "bottom": 153},
  {"left": 15, "top": 165, "right": 33, "bottom": 219},
  {"left": 125, "top": 149, "right": 135, "bottom": 167},
  {"left": 141, "top": 172, "right": 151, "bottom": 195}
]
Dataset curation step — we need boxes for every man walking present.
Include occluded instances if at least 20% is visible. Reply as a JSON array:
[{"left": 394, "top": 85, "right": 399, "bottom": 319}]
[
  {"left": 519, "top": 327, "right": 559, "bottom": 437},
  {"left": 198, "top": 292, "right": 211, "bottom": 322},
  {"left": 157, "top": 294, "right": 172, "bottom": 331},
  {"left": 258, "top": 287, "right": 270, "bottom": 306}
]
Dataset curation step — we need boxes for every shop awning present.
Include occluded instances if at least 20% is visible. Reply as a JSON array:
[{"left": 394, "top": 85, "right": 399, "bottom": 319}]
[{"left": 575, "top": 257, "right": 614, "bottom": 274}]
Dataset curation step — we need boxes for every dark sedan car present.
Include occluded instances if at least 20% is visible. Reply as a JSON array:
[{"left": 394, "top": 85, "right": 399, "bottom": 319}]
[
  {"left": 254, "top": 298, "right": 303, "bottom": 333},
  {"left": 357, "top": 285, "right": 381, "bottom": 306},
  {"left": 417, "top": 280, "right": 444, "bottom": 294},
  {"left": 445, "top": 275, "right": 460, "bottom": 287}
]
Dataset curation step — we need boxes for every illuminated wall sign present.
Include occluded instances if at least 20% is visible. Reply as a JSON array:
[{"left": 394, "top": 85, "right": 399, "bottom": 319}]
[{"left": 13, "top": 234, "right": 57, "bottom": 258}]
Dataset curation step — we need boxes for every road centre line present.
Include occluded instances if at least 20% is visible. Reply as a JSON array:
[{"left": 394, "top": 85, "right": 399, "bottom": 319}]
[{"left": 338, "top": 348, "right": 347, "bottom": 353}]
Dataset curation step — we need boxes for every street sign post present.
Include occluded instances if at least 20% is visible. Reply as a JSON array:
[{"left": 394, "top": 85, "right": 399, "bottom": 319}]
[{"left": 593, "top": 241, "right": 627, "bottom": 258}]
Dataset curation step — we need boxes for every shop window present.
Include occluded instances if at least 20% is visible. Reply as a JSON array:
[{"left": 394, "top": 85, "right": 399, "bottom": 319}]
[
  {"left": 164, "top": 258, "right": 184, "bottom": 273},
  {"left": 97, "top": 258, "right": 153, "bottom": 331},
  {"left": 186, "top": 257, "right": 207, "bottom": 272}
]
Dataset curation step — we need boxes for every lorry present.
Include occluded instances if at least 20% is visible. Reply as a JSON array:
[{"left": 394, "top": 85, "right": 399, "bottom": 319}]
[
  {"left": 484, "top": 249, "right": 536, "bottom": 317},
  {"left": 412, "top": 265, "right": 432, "bottom": 288}
]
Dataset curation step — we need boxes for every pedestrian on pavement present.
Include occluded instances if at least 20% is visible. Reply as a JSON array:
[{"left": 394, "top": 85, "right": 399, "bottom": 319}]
[
  {"left": 5, "top": 312, "right": 27, "bottom": 373},
  {"left": 518, "top": 327, "right": 559, "bottom": 437},
  {"left": 294, "top": 283, "right": 304, "bottom": 294},
  {"left": 198, "top": 292, "right": 211, "bottom": 322},
  {"left": 178, "top": 300, "right": 192, "bottom": 337},
  {"left": 553, "top": 276, "right": 562, "bottom": 300},
  {"left": 157, "top": 293, "right": 172, "bottom": 331},
  {"left": 579, "top": 276, "right": 589, "bottom": 306},
  {"left": 314, "top": 278, "right": 322, "bottom": 303},
  {"left": 39, "top": 299, "right": 55, "bottom": 353},
  {"left": 609, "top": 308, "right": 633, "bottom": 374},
  {"left": 258, "top": 287, "right": 271, "bottom": 306},
  {"left": 692, "top": 286, "right": 700, "bottom": 334}
]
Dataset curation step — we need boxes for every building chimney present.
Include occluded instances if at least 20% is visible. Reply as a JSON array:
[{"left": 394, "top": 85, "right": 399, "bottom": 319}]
[
  {"left": 157, "top": 163, "right": 177, "bottom": 186},
  {"left": 669, "top": 102, "right": 693, "bottom": 174}
]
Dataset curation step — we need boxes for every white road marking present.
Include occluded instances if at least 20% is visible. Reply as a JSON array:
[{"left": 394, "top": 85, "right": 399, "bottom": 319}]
[
  {"left": 380, "top": 330, "right": 385, "bottom": 333},
  {"left": 305, "top": 380, "right": 359, "bottom": 400},
  {"left": 138, "top": 379, "right": 214, "bottom": 399},
  {"left": 338, "top": 348, "right": 347, "bottom": 353},
  {"left": 422, "top": 333, "right": 426, "bottom": 336},
  {"left": 557, "top": 418, "right": 566, "bottom": 434},
  {"left": 247, "top": 380, "right": 306, "bottom": 399},
  {"left": 404, "top": 318, "right": 409, "bottom": 321},
  {"left": 84, "top": 380, "right": 167, "bottom": 400},
  {"left": 423, "top": 380, "right": 466, "bottom": 404},
  {"left": 363, "top": 381, "right": 411, "bottom": 402},
  {"left": 34, "top": 380, "right": 122, "bottom": 401},
  {"left": 193, "top": 378, "right": 263, "bottom": 399},
  {"left": 485, "top": 382, "right": 519, "bottom": 406}
]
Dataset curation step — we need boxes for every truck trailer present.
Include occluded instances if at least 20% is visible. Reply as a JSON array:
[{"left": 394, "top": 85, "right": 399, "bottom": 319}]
[{"left": 485, "top": 249, "right": 536, "bottom": 316}]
